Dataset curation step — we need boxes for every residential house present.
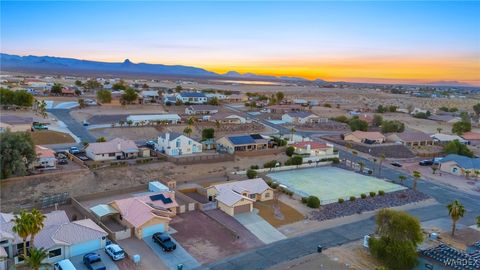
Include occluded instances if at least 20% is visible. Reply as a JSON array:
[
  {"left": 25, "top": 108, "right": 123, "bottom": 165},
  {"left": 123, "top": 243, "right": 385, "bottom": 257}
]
[
  {"left": 343, "top": 131, "right": 386, "bottom": 144},
  {"left": 205, "top": 93, "right": 227, "bottom": 100},
  {"left": 85, "top": 138, "right": 139, "bottom": 161},
  {"left": 157, "top": 132, "right": 202, "bottom": 156},
  {"left": 267, "top": 104, "right": 304, "bottom": 113},
  {"left": 437, "top": 154, "right": 480, "bottom": 176},
  {"left": 386, "top": 131, "right": 434, "bottom": 146},
  {"left": 208, "top": 113, "right": 247, "bottom": 124},
  {"left": 139, "top": 90, "right": 160, "bottom": 103},
  {"left": 418, "top": 244, "right": 480, "bottom": 270},
  {"left": 0, "top": 210, "right": 107, "bottom": 266},
  {"left": 411, "top": 107, "right": 429, "bottom": 115},
  {"left": 0, "top": 115, "right": 33, "bottom": 133},
  {"left": 292, "top": 142, "right": 338, "bottom": 163},
  {"left": 461, "top": 131, "right": 480, "bottom": 146},
  {"left": 292, "top": 99, "right": 308, "bottom": 106},
  {"left": 108, "top": 192, "right": 178, "bottom": 239},
  {"left": 61, "top": 87, "right": 76, "bottom": 96},
  {"left": 206, "top": 178, "right": 273, "bottom": 216},
  {"left": 176, "top": 92, "right": 207, "bottom": 104},
  {"left": 430, "top": 133, "right": 468, "bottom": 144},
  {"left": 225, "top": 94, "right": 247, "bottom": 103},
  {"left": 216, "top": 134, "right": 269, "bottom": 154},
  {"left": 126, "top": 114, "right": 181, "bottom": 125},
  {"left": 185, "top": 105, "right": 219, "bottom": 115},
  {"left": 163, "top": 95, "right": 177, "bottom": 105},
  {"left": 33, "top": 145, "right": 57, "bottom": 170},
  {"left": 428, "top": 115, "right": 461, "bottom": 123},
  {"left": 281, "top": 111, "right": 321, "bottom": 124}
]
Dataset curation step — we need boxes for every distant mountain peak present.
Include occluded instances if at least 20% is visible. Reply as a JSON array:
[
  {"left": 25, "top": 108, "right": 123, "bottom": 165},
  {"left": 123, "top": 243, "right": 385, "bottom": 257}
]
[{"left": 123, "top": 59, "right": 132, "bottom": 64}]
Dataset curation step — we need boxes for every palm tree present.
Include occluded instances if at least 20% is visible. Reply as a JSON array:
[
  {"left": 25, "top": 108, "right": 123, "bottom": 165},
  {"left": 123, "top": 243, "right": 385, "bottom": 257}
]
[
  {"left": 378, "top": 153, "right": 385, "bottom": 177},
  {"left": 290, "top": 128, "right": 296, "bottom": 141},
  {"left": 476, "top": 216, "right": 480, "bottom": 228},
  {"left": 437, "top": 127, "right": 442, "bottom": 133},
  {"left": 464, "top": 170, "right": 471, "bottom": 179},
  {"left": 432, "top": 167, "right": 437, "bottom": 175},
  {"left": 475, "top": 170, "right": 480, "bottom": 181},
  {"left": 215, "top": 120, "right": 221, "bottom": 129},
  {"left": 412, "top": 171, "right": 421, "bottom": 191},
  {"left": 187, "top": 117, "right": 196, "bottom": 126},
  {"left": 358, "top": 161, "right": 365, "bottom": 173},
  {"left": 447, "top": 200, "right": 465, "bottom": 236},
  {"left": 398, "top": 175, "right": 407, "bottom": 185},
  {"left": 183, "top": 127, "right": 192, "bottom": 137},
  {"left": 29, "top": 209, "right": 46, "bottom": 248},
  {"left": 23, "top": 247, "right": 50, "bottom": 270},
  {"left": 12, "top": 211, "right": 32, "bottom": 258},
  {"left": 39, "top": 100, "right": 47, "bottom": 118}
]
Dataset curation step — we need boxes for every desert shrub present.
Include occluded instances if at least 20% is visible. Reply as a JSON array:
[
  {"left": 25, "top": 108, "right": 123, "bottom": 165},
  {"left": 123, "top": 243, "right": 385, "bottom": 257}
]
[
  {"left": 246, "top": 169, "right": 257, "bottom": 179},
  {"left": 370, "top": 191, "right": 377, "bottom": 197},
  {"left": 250, "top": 165, "right": 259, "bottom": 170},
  {"left": 271, "top": 182, "right": 279, "bottom": 189},
  {"left": 338, "top": 198, "right": 345, "bottom": 204},
  {"left": 286, "top": 146, "right": 295, "bottom": 157},
  {"left": 378, "top": 190, "right": 385, "bottom": 196},
  {"left": 361, "top": 193, "right": 367, "bottom": 199},
  {"left": 301, "top": 197, "right": 308, "bottom": 204},
  {"left": 306, "top": 196, "right": 320, "bottom": 208},
  {"left": 263, "top": 160, "right": 279, "bottom": 168},
  {"left": 350, "top": 196, "right": 356, "bottom": 202}
]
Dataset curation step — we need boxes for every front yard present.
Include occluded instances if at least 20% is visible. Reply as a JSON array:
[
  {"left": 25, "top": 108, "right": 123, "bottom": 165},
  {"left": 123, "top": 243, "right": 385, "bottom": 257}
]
[
  {"left": 30, "top": 130, "right": 75, "bottom": 144},
  {"left": 254, "top": 199, "right": 305, "bottom": 228}
]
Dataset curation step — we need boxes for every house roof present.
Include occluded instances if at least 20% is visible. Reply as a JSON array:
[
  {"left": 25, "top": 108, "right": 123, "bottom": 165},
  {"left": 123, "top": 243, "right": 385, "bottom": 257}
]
[
  {"left": 431, "top": 133, "right": 467, "bottom": 142},
  {"left": 267, "top": 104, "right": 303, "bottom": 110},
  {"left": 228, "top": 135, "right": 255, "bottom": 145},
  {"left": 389, "top": 131, "right": 433, "bottom": 142},
  {"left": 141, "top": 90, "right": 159, "bottom": 97},
  {"left": 345, "top": 131, "right": 385, "bottom": 141},
  {"left": 209, "top": 113, "right": 245, "bottom": 121},
  {"left": 420, "top": 244, "right": 480, "bottom": 270},
  {"left": 439, "top": 154, "right": 480, "bottom": 170},
  {"left": 212, "top": 178, "right": 270, "bottom": 207},
  {"left": 158, "top": 132, "right": 183, "bottom": 141},
  {"left": 461, "top": 131, "right": 480, "bottom": 141},
  {"left": 0, "top": 115, "right": 33, "bottom": 125},
  {"left": 126, "top": 114, "right": 180, "bottom": 122},
  {"left": 187, "top": 105, "right": 219, "bottom": 111},
  {"left": 86, "top": 138, "right": 138, "bottom": 154},
  {"left": 36, "top": 145, "right": 56, "bottom": 159},
  {"left": 226, "top": 94, "right": 245, "bottom": 100},
  {"left": 179, "top": 92, "right": 206, "bottom": 98},
  {"left": 90, "top": 204, "right": 119, "bottom": 218},
  {"left": 429, "top": 115, "right": 460, "bottom": 122},
  {"left": 286, "top": 111, "right": 314, "bottom": 118},
  {"left": 292, "top": 142, "right": 329, "bottom": 149}
]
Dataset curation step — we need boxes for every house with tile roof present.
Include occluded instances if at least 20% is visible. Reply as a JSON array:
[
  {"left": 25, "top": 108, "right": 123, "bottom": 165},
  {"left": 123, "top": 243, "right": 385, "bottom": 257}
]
[
  {"left": 461, "top": 131, "right": 480, "bottom": 146},
  {"left": 343, "top": 131, "right": 386, "bottom": 144},
  {"left": 386, "top": 131, "right": 434, "bottom": 146},
  {"left": 281, "top": 111, "right": 321, "bottom": 124},
  {"left": 157, "top": 132, "right": 202, "bottom": 156},
  {"left": 418, "top": 244, "right": 480, "bottom": 270},
  {"left": 431, "top": 133, "right": 468, "bottom": 145},
  {"left": 33, "top": 145, "right": 57, "bottom": 170},
  {"left": 85, "top": 138, "right": 139, "bottom": 161},
  {"left": 108, "top": 191, "right": 178, "bottom": 239},
  {"left": 185, "top": 105, "right": 219, "bottom": 115},
  {"left": 176, "top": 92, "right": 207, "bottom": 104},
  {"left": 438, "top": 154, "right": 480, "bottom": 176},
  {"left": 216, "top": 134, "right": 270, "bottom": 154},
  {"left": 292, "top": 142, "right": 338, "bottom": 162},
  {"left": 139, "top": 90, "right": 160, "bottom": 103},
  {"left": 206, "top": 178, "right": 273, "bottom": 216},
  {"left": 207, "top": 113, "right": 247, "bottom": 124},
  {"left": 0, "top": 210, "right": 107, "bottom": 266}
]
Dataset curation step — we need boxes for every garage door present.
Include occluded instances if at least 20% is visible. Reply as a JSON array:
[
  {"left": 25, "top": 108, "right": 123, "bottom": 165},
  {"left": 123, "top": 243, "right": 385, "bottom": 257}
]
[
  {"left": 70, "top": 239, "right": 102, "bottom": 257},
  {"left": 142, "top": 223, "right": 165, "bottom": 238},
  {"left": 234, "top": 204, "right": 251, "bottom": 215}
]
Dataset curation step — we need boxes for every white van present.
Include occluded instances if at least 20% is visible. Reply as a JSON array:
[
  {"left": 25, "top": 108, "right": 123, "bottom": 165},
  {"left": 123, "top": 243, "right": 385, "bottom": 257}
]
[{"left": 54, "top": 259, "right": 77, "bottom": 270}]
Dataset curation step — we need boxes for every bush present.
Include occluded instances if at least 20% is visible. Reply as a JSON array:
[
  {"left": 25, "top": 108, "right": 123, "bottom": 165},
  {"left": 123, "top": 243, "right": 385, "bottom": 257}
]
[
  {"left": 378, "top": 190, "right": 385, "bottom": 196},
  {"left": 250, "top": 165, "right": 259, "bottom": 170},
  {"left": 246, "top": 169, "right": 257, "bottom": 179},
  {"left": 271, "top": 182, "right": 279, "bottom": 189},
  {"left": 263, "top": 160, "right": 279, "bottom": 169},
  {"left": 361, "top": 193, "right": 367, "bottom": 199},
  {"left": 286, "top": 146, "right": 295, "bottom": 157},
  {"left": 370, "top": 191, "right": 376, "bottom": 197},
  {"left": 350, "top": 196, "right": 356, "bottom": 202},
  {"left": 285, "top": 155, "right": 303, "bottom": 166},
  {"left": 338, "top": 198, "right": 345, "bottom": 204},
  {"left": 301, "top": 197, "right": 308, "bottom": 204},
  {"left": 306, "top": 196, "right": 320, "bottom": 208}
]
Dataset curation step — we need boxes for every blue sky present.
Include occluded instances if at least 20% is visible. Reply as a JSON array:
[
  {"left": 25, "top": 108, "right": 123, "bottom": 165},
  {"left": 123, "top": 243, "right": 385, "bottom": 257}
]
[{"left": 1, "top": 1, "right": 479, "bottom": 84}]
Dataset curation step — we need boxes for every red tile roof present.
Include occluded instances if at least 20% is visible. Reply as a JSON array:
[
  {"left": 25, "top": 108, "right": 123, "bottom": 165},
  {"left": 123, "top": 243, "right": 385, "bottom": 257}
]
[{"left": 462, "top": 131, "right": 480, "bottom": 140}]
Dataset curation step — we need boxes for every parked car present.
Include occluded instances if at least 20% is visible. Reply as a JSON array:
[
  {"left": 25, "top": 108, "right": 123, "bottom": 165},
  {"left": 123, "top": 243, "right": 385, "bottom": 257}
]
[
  {"left": 145, "top": 140, "right": 156, "bottom": 149},
  {"left": 58, "top": 158, "right": 68, "bottom": 165},
  {"left": 83, "top": 120, "right": 90, "bottom": 126},
  {"left": 32, "top": 123, "right": 48, "bottom": 130},
  {"left": 105, "top": 243, "right": 125, "bottom": 261},
  {"left": 69, "top": 147, "right": 80, "bottom": 154},
  {"left": 152, "top": 232, "right": 176, "bottom": 252},
  {"left": 419, "top": 160, "right": 433, "bottom": 166},
  {"left": 390, "top": 162, "right": 402, "bottom": 167},
  {"left": 83, "top": 253, "right": 106, "bottom": 270},
  {"left": 54, "top": 259, "right": 77, "bottom": 270}
]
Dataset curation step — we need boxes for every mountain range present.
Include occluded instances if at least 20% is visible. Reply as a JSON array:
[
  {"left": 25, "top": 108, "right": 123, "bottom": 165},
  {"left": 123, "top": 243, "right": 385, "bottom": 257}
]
[{"left": 0, "top": 53, "right": 323, "bottom": 83}]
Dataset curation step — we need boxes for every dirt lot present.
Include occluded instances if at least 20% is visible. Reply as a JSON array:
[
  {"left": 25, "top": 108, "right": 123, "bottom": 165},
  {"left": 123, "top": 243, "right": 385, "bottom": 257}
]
[
  {"left": 254, "top": 199, "right": 305, "bottom": 228},
  {"left": 323, "top": 240, "right": 383, "bottom": 270},
  {"left": 89, "top": 127, "right": 162, "bottom": 141},
  {"left": 269, "top": 252, "right": 352, "bottom": 270},
  {"left": 30, "top": 130, "right": 76, "bottom": 144},
  {"left": 170, "top": 211, "right": 255, "bottom": 263},
  {"left": 70, "top": 104, "right": 167, "bottom": 122}
]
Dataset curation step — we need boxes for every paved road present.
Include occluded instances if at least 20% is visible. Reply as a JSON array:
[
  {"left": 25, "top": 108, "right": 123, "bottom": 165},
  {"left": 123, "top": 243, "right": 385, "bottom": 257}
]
[{"left": 48, "top": 109, "right": 96, "bottom": 143}]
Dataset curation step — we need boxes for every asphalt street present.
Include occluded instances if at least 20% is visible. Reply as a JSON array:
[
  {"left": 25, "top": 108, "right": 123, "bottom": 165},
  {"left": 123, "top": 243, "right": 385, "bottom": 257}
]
[{"left": 48, "top": 109, "right": 96, "bottom": 143}]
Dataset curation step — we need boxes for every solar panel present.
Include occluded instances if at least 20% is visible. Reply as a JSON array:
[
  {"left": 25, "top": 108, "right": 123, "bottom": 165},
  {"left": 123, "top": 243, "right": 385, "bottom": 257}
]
[
  {"left": 250, "top": 134, "right": 263, "bottom": 140},
  {"left": 149, "top": 193, "right": 173, "bottom": 204},
  {"left": 229, "top": 135, "right": 255, "bottom": 145}
]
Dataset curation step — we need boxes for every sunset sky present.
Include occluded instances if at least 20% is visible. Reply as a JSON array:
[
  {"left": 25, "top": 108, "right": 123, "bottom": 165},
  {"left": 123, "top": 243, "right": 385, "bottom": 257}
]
[{"left": 1, "top": 1, "right": 479, "bottom": 85}]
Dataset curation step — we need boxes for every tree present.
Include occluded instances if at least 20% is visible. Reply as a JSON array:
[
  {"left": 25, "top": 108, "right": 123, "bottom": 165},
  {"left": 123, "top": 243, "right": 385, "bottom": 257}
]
[
  {"left": 12, "top": 211, "right": 32, "bottom": 258},
  {"left": 0, "top": 131, "right": 36, "bottom": 179},
  {"left": 285, "top": 146, "right": 295, "bottom": 157},
  {"left": 381, "top": 120, "right": 405, "bottom": 133},
  {"left": 201, "top": 128, "right": 215, "bottom": 140},
  {"left": 208, "top": 97, "right": 220, "bottom": 105},
  {"left": 306, "top": 196, "right": 320, "bottom": 208},
  {"left": 96, "top": 90, "right": 112, "bottom": 104},
  {"left": 398, "top": 175, "right": 407, "bottom": 185},
  {"left": 413, "top": 112, "right": 428, "bottom": 119},
  {"left": 348, "top": 118, "right": 368, "bottom": 131},
  {"left": 437, "top": 127, "right": 442, "bottom": 134},
  {"left": 358, "top": 161, "right": 365, "bottom": 173},
  {"left": 112, "top": 80, "right": 127, "bottom": 90},
  {"left": 376, "top": 105, "right": 387, "bottom": 113},
  {"left": 452, "top": 121, "right": 471, "bottom": 135},
  {"left": 50, "top": 83, "right": 63, "bottom": 94},
  {"left": 412, "top": 171, "right": 421, "bottom": 191},
  {"left": 368, "top": 209, "right": 423, "bottom": 270},
  {"left": 473, "top": 103, "right": 480, "bottom": 117},
  {"left": 96, "top": 137, "right": 107, "bottom": 142},
  {"left": 121, "top": 88, "right": 138, "bottom": 104},
  {"left": 75, "top": 80, "right": 83, "bottom": 87},
  {"left": 175, "top": 85, "right": 183, "bottom": 92},
  {"left": 275, "top": 92, "right": 284, "bottom": 104},
  {"left": 13, "top": 90, "right": 34, "bottom": 107},
  {"left": 285, "top": 156, "right": 303, "bottom": 166},
  {"left": 38, "top": 100, "right": 47, "bottom": 118},
  {"left": 476, "top": 216, "right": 480, "bottom": 228},
  {"left": 187, "top": 117, "right": 196, "bottom": 126},
  {"left": 333, "top": 115, "right": 349, "bottom": 123},
  {"left": 447, "top": 200, "right": 465, "bottom": 236},
  {"left": 378, "top": 154, "right": 385, "bottom": 177},
  {"left": 23, "top": 247, "right": 50, "bottom": 270},
  {"left": 183, "top": 127, "right": 192, "bottom": 137},
  {"left": 443, "top": 140, "right": 474, "bottom": 157},
  {"left": 78, "top": 98, "right": 86, "bottom": 109},
  {"left": 372, "top": 114, "right": 383, "bottom": 127},
  {"left": 246, "top": 169, "right": 257, "bottom": 179},
  {"left": 290, "top": 128, "right": 296, "bottom": 141},
  {"left": 84, "top": 80, "right": 102, "bottom": 90},
  {"left": 29, "top": 209, "right": 46, "bottom": 248}
]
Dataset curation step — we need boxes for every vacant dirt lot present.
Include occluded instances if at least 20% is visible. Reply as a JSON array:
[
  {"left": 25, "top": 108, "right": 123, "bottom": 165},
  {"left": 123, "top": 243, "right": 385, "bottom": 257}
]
[
  {"left": 89, "top": 127, "right": 162, "bottom": 141},
  {"left": 254, "top": 199, "right": 305, "bottom": 228},
  {"left": 30, "top": 130, "right": 75, "bottom": 144},
  {"left": 323, "top": 240, "right": 383, "bottom": 270},
  {"left": 170, "top": 211, "right": 255, "bottom": 263},
  {"left": 70, "top": 104, "right": 167, "bottom": 122}
]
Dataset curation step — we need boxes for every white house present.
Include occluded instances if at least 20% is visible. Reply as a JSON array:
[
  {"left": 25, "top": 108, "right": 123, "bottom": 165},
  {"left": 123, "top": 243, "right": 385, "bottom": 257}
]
[
  {"left": 140, "top": 90, "right": 160, "bottom": 103},
  {"left": 205, "top": 93, "right": 227, "bottom": 100},
  {"left": 126, "top": 114, "right": 181, "bottom": 125},
  {"left": 85, "top": 138, "right": 139, "bottom": 161},
  {"left": 430, "top": 133, "right": 468, "bottom": 144},
  {"left": 176, "top": 92, "right": 207, "bottom": 104},
  {"left": 292, "top": 142, "right": 338, "bottom": 163},
  {"left": 281, "top": 111, "right": 320, "bottom": 124},
  {"left": 185, "top": 105, "right": 219, "bottom": 115},
  {"left": 157, "top": 132, "right": 202, "bottom": 156},
  {"left": 33, "top": 145, "right": 57, "bottom": 170},
  {"left": 208, "top": 113, "right": 247, "bottom": 124}
]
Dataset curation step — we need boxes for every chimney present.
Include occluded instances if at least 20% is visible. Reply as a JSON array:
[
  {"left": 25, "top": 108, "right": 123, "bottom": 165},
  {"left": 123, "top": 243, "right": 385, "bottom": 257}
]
[{"left": 165, "top": 132, "right": 170, "bottom": 142}]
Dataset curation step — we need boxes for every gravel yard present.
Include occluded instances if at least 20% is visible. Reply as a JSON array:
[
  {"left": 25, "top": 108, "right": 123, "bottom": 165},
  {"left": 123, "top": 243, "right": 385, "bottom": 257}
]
[{"left": 30, "top": 130, "right": 76, "bottom": 144}]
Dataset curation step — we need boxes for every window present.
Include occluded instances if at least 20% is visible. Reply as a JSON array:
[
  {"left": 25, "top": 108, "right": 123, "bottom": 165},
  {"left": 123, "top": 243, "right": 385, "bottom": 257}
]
[
  {"left": 265, "top": 192, "right": 271, "bottom": 198},
  {"left": 176, "top": 140, "right": 180, "bottom": 148},
  {"left": 109, "top": 153, "right": 115, "bottom": 157},
  {"left": 48, "top": 248, "right": 61, "bottom": 258},
  {"left": 249, "top": 194, "right": 256, "bottom": 199},
  {"left": 188, "top": 140, "right": 192, "bottom": 145}
]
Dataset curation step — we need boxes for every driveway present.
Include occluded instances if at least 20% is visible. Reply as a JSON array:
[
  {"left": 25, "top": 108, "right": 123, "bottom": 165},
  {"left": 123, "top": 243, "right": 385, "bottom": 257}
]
[
  {"left": 144, "top": 236, "right": 200, "bottom": 270},
  {"left": 234, "top": 210, "right": 286, "bottom": 244},
  {"left": 69, "top": 249, "right": 119, "bottom": 270},
  {"left": 117, "top": 237, "right": 168, "bottom": 270}
]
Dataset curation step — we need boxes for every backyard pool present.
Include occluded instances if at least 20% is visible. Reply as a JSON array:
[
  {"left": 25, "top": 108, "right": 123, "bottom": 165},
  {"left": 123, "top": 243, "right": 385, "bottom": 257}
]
[{"left": 267, "top": 166, "right": 405, "bottom": 204}]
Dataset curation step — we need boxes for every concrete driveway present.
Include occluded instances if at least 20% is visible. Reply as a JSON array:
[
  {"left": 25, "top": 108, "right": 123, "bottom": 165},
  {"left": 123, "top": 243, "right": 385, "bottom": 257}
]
[
  {"left": 234, "top": 210, "right": 286, "bottom": 244},
  {"left": 118, "top": 237, "right": 168, "bottom": 270},
  {"left": 144, "top": 236, "right": 200, "bottom": 270},
  {"left": 69, "top": 249, "right": 119, "bottom": 270}
]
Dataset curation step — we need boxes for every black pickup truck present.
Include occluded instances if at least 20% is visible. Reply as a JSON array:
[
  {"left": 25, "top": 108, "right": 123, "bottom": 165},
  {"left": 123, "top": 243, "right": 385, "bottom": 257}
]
[
  {"left": 152, "top": 232, "right": 177, "bottom": 252},
  {"left": 83, "top": 253, "right": 106, "bottom": 270}
]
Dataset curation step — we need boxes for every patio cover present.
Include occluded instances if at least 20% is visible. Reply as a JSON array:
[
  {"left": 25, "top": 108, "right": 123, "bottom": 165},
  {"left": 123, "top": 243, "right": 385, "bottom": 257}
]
[{"left": 90, "top": 204, "right": 119, "bottom": 218}]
